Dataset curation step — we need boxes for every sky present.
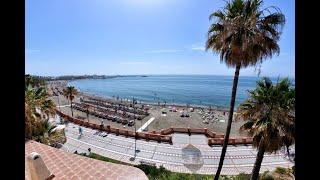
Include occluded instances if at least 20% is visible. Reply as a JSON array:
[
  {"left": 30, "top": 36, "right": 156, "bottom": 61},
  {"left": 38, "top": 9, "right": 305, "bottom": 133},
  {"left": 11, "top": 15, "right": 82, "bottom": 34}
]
[{"left": 26, "top": 0, "right": 295, "bottom": 78}]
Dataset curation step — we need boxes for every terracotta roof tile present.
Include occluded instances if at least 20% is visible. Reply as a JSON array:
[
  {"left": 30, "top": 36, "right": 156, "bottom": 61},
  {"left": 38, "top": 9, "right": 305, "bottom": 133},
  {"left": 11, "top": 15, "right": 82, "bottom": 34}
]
[{"left": 25, "top": 140, "right": 148, "bottom": 180}]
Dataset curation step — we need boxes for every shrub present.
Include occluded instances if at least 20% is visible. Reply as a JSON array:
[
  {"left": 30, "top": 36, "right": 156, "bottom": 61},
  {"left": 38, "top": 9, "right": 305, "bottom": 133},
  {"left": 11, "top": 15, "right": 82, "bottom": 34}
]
[
  {"left": 274, "top": 167, "right": 287, "bottom": 174},
  {"left": 234, "top": 173, "right": 250, "bottom": 180},
  {"left": 87, "top": 153, "right": 129, "bottom": 165},
  {"left": 219, "top": 173, "right": 250, "bottom": 180},
  {"left": 260, "top": 171, "right": 275, "bottom": 180},
  {"left": 291, "top": 166, "right": 295, "bottom": 176},
  {"left": 134, "top": 164, "right": 170, "bottom": 179}
]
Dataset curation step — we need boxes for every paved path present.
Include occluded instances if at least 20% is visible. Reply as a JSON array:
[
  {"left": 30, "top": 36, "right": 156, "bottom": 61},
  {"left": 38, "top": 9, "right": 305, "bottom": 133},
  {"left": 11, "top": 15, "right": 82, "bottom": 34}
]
[
  {"left": 62, "top": 122, "right": 293, "bottom": 175},
  {"left": 57, "top": 104, "right": 71, "bottom": 107},
  {"left": 137, "top": 117, "right": 155, "bottom": 132}
]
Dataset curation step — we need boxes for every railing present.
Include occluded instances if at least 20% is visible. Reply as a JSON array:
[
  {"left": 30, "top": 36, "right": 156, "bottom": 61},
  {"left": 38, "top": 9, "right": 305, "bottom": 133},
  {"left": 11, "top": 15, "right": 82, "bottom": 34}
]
[
  {"left": 56, "top": 110, "right": 172, "bottom": 144},
  {"left": 207, "top": 137, "right": 253, "bottom": 145},
  {"left": 157, "top": 127, "right": 252, "bottom": 145},
  {"left": 157, "top": 127, "right": 224, "bottom": 138},
  {"left": 56, "top": 110, "right": 252, "bottom": 145}
]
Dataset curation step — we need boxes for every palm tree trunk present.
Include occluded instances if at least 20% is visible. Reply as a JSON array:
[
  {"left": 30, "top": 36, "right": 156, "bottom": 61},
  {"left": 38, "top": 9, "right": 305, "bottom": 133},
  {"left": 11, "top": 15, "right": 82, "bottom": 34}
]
[
  {"left": 214, "top": 64, "right": 241, "bottom": 180},
  {"left": 251, "top": 138, "right": 266, "bottom": 180},
  {"left": 70, "top": 100, "right": 74, "bottom": 117},
  {"left": 87, "top": 108, "right": 89, "bottom": 123}
]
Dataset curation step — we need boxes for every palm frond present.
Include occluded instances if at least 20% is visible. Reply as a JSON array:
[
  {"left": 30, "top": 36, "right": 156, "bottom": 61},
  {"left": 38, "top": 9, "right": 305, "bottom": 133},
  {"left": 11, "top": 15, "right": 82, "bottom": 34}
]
[
  {"left": 237, "top": 77, "right": 295, "bottom": 153},
  {"left": 205, "top": 0, "right": 285, "bottom": 68}
]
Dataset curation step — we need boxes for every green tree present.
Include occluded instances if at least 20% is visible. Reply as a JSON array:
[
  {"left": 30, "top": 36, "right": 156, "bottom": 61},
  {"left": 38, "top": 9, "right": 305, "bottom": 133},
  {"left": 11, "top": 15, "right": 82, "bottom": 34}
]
[
  {"left": 63, "top": 86, "right": 78, "bottom": 117},
  {"left": 25, "top": 74, "right": 46, "bottom": 88},
  {"left": 205, "top": 0, "right": 285, "bottom": 178},
  {"left": 25, "top": 85, "right": 56, "bottom": 139},
  {"left": 38, "top": 119, "right": 66, "bottom": 146},
  {"left": 236, "top": 77, "right": 295, "bottom": 180}
]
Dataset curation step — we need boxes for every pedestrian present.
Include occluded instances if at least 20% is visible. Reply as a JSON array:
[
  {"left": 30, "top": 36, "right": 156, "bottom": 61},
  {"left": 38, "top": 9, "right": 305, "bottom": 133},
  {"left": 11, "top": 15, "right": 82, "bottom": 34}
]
[
  {"left": 79, "top": 126, "right": 82, "bottom": 136},
  {"left": 100, "top": 120, "right": 104, "bottom": 129}
]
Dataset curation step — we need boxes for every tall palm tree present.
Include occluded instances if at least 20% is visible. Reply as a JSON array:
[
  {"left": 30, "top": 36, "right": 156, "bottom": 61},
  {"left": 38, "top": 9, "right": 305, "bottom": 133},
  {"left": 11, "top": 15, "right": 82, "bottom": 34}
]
[
  {"left": 63, "top": 86, "right": 78, "bottom": 117},
  {"left": 205, "top": 0, "right": 285, "bottom": 178},
  {"left": 236, "top": 77, "right": 295, "bottom": 180}
]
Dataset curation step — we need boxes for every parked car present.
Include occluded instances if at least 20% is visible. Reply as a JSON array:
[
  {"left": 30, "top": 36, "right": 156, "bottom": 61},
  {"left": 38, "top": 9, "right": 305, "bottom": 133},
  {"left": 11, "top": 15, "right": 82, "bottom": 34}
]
[
  {"left": 128, "top": 120, "right": 135, "bottom": 126},
  {"left": 116, "top": 118, "right": 122, "bottom": 123},
  {"left": 112, "top": 117, "right": 117, "bottom": 122},
  {"left": 122, "top": 119, "right": 128, "bottom": 125},
  {"left": 106, "top": 116, "right": 112, "bottom": 121}
]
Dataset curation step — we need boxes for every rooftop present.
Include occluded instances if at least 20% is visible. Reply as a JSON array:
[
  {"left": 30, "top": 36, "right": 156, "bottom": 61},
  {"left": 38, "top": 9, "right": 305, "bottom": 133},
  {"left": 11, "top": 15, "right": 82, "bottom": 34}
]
[{"left": 25, "top": 140, "right": 148, "bottom": 180}]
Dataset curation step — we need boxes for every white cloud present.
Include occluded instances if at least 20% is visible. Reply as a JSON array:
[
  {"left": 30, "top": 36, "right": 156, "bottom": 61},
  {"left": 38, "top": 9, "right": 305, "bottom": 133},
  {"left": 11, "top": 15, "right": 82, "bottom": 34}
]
[
  {"left": 119, "top": 61, "right": 150, "bottom": 65},
  {"left": 189, "top": 42, "right": 206, "bottom": 51},
  {"left": 191, "top": 46, "right": 205, "bottom": 51}
]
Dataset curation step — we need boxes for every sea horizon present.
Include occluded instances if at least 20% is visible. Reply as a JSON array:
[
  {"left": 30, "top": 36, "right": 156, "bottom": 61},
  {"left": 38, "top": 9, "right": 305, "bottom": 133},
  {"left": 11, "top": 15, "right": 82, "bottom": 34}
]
[
  {"left": 32, "top": 73, "right": 295, "bottom": 79},
  {"left": 68, "top": 75, "right": 294, "bottom": 109}
]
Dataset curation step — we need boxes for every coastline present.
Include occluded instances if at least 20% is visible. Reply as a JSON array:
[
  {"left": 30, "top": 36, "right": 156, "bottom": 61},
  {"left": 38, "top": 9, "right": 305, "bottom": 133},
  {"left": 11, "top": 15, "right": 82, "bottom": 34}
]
[
  {"left": 77, "top": 90, "right": 230, "bottom": 112},
  {"left": 48, "top": 80, "right": 247, "bottom": 137},
  {"left": 49, "top": 80, "right": 229, "bottom": 112},
  {"left": 49, "top": 79, "right": 232, "bottom": 112}
]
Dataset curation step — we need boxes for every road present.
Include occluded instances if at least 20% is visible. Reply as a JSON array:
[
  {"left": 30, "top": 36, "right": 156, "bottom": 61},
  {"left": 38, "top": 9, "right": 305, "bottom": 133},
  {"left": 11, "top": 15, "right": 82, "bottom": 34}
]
[{"left": 62, "top": 122, "right": 293, "bottom": 175}]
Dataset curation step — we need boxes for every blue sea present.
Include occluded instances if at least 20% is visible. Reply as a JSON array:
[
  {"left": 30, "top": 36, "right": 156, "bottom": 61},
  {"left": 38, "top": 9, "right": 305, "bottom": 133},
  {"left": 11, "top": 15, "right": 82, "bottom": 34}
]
[{"left": 69, "top": 75, "right": 294, "bottom": 109}]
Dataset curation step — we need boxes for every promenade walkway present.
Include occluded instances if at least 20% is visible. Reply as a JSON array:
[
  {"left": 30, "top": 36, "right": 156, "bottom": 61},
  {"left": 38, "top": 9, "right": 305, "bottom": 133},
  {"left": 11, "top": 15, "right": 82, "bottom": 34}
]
[
  {"left": 137, "top": 117, "right": 155, "bottom": 132},
  {"left": 62, "top": 122, "right": 293, "bottom": 175},
  {"left": 57, "top": 104, "right": 71, "bottom": 108}
]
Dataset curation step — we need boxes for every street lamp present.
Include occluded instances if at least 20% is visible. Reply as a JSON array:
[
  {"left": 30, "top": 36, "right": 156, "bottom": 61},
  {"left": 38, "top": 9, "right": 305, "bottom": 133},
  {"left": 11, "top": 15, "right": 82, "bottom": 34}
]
[
  {"left": 57, "top": 94, "right": 61, "bottom": 111},
  {"left": 85, "top": 105, "right": 90, "bottom": 123},
  {"left": 130, "top": 97, "right": 140, "bottom": 161}
]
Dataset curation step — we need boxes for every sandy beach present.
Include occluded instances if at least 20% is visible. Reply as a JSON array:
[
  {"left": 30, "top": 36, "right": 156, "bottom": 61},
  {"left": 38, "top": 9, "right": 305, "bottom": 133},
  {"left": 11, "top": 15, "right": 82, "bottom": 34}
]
[{"left": 47, "top": 81, "right": 248, "bottom": 137}]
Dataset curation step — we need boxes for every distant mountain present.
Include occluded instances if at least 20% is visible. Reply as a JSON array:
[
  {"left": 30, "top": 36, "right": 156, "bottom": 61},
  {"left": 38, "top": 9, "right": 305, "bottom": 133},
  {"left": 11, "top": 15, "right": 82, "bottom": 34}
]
[{"left": 27, "top": 74, "right": 149, "bottom": 81}]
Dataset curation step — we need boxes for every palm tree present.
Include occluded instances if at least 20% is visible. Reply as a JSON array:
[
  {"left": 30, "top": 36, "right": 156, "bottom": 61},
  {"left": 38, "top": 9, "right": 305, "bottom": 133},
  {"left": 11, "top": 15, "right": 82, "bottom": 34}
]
[
  {"left": 236, "top": 77, "right": 295, "bottom": 180},
  {"left": 39, "top": 119, "right": 67, "bottom": 147},
  {"left": 205, "top": 0, "right": 285, "bottom": 178},
  {"left": 63, "top": 86, "right": 78, "bottom": 117},
  {"left": 25, "top": 85, "right": 56, "bottom": 139},
  {"left": 25, "top": 75, "right": 45, "bottom": 88}
]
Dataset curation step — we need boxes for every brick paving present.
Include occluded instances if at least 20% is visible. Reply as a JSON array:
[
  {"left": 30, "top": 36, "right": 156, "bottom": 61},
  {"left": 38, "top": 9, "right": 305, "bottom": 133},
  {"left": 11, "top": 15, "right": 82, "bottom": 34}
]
[
  {"left": 63, "top": 122, "right": 294, "bottom": 175},
  {"left": 25, "top": 140, "right": 148, "bottom": 180}
]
